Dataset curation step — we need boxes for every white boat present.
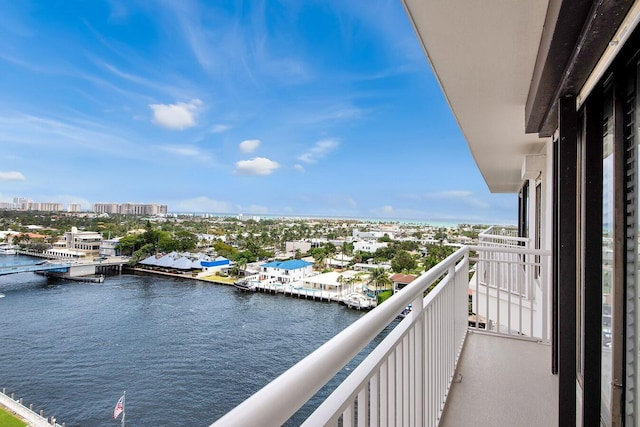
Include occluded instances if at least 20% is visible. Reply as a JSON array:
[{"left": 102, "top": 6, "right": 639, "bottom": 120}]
[
  {"left": 0, "top": 244, "right": 18, "bottom": 255},
  {"left": 342, "top": 293, "right": 375, "bottom": 310},
  {"left": 233, "top": 280, "right": 258, "bottom": 292}
]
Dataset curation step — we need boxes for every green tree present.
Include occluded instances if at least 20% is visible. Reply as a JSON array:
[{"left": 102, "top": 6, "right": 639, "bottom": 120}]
[{"left": 391, "top": 250, "right": 417, "bottom": 273}]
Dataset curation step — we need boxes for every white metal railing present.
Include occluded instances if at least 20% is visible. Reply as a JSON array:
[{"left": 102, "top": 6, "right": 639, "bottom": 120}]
[
  {"left": 468, "top": 245, "right": 551, "bottom": 342},
  {"left": 478, "top": 225, "right": 529, "bottom": 248},
  {"left": 211, "top": 247, "right": 470, "bottom": 427}
]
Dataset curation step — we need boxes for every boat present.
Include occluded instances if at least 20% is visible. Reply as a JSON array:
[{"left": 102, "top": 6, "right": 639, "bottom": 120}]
[
  {"left": 233, "top": 280, "right": 258, "bottom": 292},
  {"left": 341, "top": 293, "right": 375, "bottom": 310},
  {"left": 0, "top": 243, "right": 18, "bottom": 255}
]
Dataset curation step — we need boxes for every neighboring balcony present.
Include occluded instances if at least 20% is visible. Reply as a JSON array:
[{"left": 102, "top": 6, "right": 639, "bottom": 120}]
[{"left": 211, "top": 231, "right": 555, "bottom": 427}]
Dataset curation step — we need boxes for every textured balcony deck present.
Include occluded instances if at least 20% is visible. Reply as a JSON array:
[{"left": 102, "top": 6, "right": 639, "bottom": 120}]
[{"left": 440, "top": 331, "right": 557, "bottom": 427}]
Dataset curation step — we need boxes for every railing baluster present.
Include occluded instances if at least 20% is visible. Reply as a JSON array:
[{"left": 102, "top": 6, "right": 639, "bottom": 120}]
[
  {"left": 370, "top": 374, "right": 379, "bottom": 427},
  {"left": 380, "top": 360, "right": 388, "bottom": 426}
]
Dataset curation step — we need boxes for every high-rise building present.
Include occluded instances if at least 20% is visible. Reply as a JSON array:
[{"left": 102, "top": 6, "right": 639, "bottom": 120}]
[{"left": 67, "top": 203, "right": 81, "bottom": 213}]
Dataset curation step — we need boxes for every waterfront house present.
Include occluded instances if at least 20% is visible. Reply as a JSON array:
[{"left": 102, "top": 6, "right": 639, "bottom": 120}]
[
  {"left": 259, "top": 259, "right": 314, "bottom": 284},
  {"left": 390, "top": 273, "right": 417, "bottom": 294},
  {"left": 213, "top": 1, "right": 640, "bottom": 426}
]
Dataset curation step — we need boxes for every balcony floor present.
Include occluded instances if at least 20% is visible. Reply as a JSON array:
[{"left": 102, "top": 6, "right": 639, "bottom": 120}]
[{"left": 440, "top": 332, "right": 558, "bottom": 427}]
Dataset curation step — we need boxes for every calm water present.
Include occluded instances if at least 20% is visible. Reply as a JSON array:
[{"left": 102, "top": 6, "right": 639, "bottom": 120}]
[{"left": 0, "top": 255, "right": 394, "bottom": 426}]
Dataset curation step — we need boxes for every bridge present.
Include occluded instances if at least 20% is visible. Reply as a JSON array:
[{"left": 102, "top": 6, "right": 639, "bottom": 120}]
[
  {"left": 0, "top": 258, "right": 129, "bottom": 278},
  {"left": 0, "top": 261, "right": 71, "bottom": 276}
]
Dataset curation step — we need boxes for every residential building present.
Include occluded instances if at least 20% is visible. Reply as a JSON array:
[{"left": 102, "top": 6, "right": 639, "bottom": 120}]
[
  {"left": 92, "top": 202, "right": 168, "bottom": 216},
  {"left": 67, "top": 203, "right": 81, "bottom": 213},
  {"left": 284, "top": 240, "right": 312, "bottom": 254},
  {"left": 99, "top": 237, "right": 120, "bottom": 257},
  {"left": 390, "top": 273, "right": 417, "bottom": 294},
  {"left": 93, "top": 203, "right": 120, "bottom": 214},
  {"left": 259, "top": 259, "right": 314, "bottom": 284},
  {"left": 353, "top": 240, "right": 388, "bottom": 253},
  {"left": 352, "top": 229, "right": 394, "bottom": 240},
  {"left": 351, "top": 262, "right": 391, "bottom": 272}
]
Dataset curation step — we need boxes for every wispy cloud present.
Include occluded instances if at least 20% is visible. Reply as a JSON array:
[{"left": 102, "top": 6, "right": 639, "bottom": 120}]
[
  {"left": 239, "top": 139, "right": 260, "bottom": 153},
  {"left": 0, "top": 171, "right": 25, "bottom": 181},
  {"left": 234, "top": 157, "right": 279, "bottom": 175},
  {"left": 0, "top": 113, "right": 137, "bottom": 155},
  {"left": 294, "top": 164, "right": 305, "bottom": 173},
  {"left": 96, "top": 60, "right": 187, "bottom": 99},
  {"left": 298, "top": 139, "right": 339, "bottom": 164},
  {"left": 211, "top": 124, "right": 231, "bottom": 133},
  {"left": 159, "top": 145, "right": 213, "bottom": 163},
  {"left": 159, "top": 145, "right": 199, "bottom": 157},
  {"left": 149, "top": 99, "right": 202, "bottom": 130}
]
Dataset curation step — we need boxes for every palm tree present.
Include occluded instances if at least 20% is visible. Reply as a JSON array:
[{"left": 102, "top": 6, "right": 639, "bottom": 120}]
[
  {"left": 367, "top": 267, "right": 392, "bottom": 295},
  {"left": 313, "top": 251, "right": 327, "bottom": 271},
  {"left": 337, "top": 274, "right": 346, "bottom": 295}
]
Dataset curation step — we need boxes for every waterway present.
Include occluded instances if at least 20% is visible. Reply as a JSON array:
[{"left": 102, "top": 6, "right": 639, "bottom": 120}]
[{"left": 0, "top": 255, "right": 395, "bottom": 426}]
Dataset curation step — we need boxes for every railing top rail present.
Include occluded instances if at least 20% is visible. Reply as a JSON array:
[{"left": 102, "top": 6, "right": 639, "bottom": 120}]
[
  {"left": 211, "top": 246, "right": 470, "bottom": 427},
  {"left": 478, "top": 225, "right": 529, "bottom": 243},
  {"left": 468, "top": 245, "right": 551, "bottom": 256},
  {"left": 480, "top": 225, "right": 518, "bottom": 234}
]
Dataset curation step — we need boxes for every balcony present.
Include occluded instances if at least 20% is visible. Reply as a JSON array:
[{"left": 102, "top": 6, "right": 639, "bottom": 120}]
[{"left": 211, "top": 236, "right": 553, "bottom": 426}]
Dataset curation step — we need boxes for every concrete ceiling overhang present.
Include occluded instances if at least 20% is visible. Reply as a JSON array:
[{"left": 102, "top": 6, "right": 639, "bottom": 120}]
[
  {"left": 401, "top": 0, "right": 636, "bottom": 193},
  {"left": 401, "top": 0, "right": 551, "bottom": 193}
]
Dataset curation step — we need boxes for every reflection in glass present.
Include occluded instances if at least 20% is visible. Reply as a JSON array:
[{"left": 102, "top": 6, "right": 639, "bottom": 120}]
[{"left": 601, "top": 90, "right": 613, "bottom": 420}]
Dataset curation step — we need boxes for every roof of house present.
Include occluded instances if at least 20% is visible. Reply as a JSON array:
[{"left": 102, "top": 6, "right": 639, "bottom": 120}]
[
  {"left": 261, "top": 259, "right": 314, "bottom": 270},
  {"left": 390, "top": 273, "right": 418, "bottom": 284}
]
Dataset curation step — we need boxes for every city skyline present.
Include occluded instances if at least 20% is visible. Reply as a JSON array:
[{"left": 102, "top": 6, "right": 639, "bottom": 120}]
[{"left": 0, "top": 1, "right": 516, "bottom": 224}]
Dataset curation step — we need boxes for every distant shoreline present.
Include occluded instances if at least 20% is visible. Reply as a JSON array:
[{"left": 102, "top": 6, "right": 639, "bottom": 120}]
[{"left": 164, "top": 212, "right": 517, "bottom": 228}]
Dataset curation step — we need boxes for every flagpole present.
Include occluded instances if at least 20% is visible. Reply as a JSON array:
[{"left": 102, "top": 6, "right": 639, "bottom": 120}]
[{"left": 121, "top": 391, "right": 125, "bottom": 427}]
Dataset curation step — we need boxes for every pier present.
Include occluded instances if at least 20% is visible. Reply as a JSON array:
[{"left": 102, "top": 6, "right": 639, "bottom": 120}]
[{"left": 239, "top": 280, "right": 377, "bottom": 310}]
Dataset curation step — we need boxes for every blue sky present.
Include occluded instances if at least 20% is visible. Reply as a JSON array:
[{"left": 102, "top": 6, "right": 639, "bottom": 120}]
[{"left": 0, "top": 0, "right": 515, "bottom": 224}]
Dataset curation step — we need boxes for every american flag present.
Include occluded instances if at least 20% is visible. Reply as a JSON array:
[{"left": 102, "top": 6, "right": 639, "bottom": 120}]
[{"left": 113, "top": 395, "right": 124, "bottom": 420}]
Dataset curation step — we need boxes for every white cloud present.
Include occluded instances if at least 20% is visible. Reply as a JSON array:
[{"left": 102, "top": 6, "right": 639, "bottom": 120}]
[
  {"left": 298, "top": 139, "right": 339, "bottom": 164},
  {"left": 347, "top": 197, "right": 357, "bottom": 208},
  {"left": 239, "top": 139, "right": 261, "bottom": 153},
  {"left": 234, "top": 157, "right": 280, "bottom": 175},
  {"left": 176, "top": 196, "right": 233, "bottom": 213},
  {"left": 211, "top": 124, "right": 231, "bottom": 133},
  {"left": 149, "top": 99, "right": 202, "bottom": 130},
  {"left": 0, "top": 171, "right": 25, "bottom": 181},
  {"left": 294, "top": 164, "right": 305, "bottom": 173}
]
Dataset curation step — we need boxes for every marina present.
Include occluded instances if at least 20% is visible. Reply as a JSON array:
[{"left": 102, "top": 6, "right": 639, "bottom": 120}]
[{"left": 233, "top": 277, "right": 377, "bottom": 309}]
